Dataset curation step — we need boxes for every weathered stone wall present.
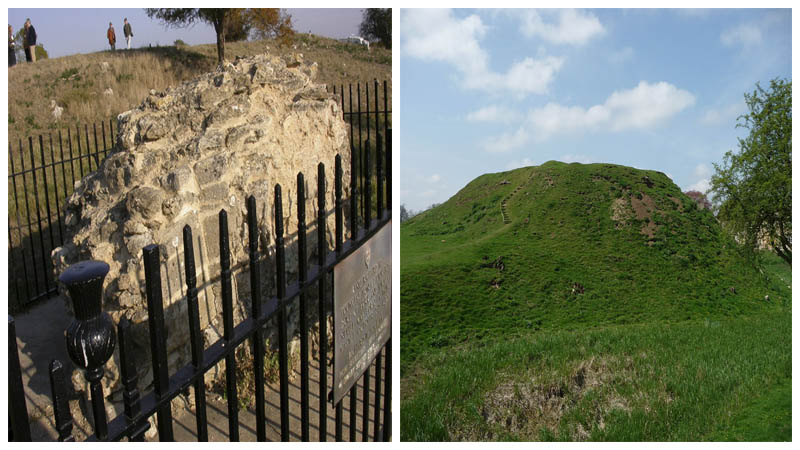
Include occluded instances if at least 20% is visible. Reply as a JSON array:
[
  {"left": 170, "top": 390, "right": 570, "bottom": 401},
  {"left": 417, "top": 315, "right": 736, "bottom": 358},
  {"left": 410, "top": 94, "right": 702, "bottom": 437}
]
[{"left": 51, "top": 53, "right": 350, "bottom": 396}]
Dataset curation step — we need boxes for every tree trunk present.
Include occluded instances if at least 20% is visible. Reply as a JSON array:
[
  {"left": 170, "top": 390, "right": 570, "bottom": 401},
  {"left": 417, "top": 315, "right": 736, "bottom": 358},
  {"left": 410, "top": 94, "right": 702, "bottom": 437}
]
[
  {"left": 775, "top": 222, "right": 792, "bottom": 266},
  {"left": 213, "top": 17, "right": 226, "bottom": 65}
]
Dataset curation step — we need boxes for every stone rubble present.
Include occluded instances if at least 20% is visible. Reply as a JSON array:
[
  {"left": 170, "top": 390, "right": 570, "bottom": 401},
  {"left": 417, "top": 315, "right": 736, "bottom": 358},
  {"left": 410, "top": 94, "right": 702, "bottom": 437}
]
[{"left": 52, "top": 52, "right": 351, "bottom": 399}]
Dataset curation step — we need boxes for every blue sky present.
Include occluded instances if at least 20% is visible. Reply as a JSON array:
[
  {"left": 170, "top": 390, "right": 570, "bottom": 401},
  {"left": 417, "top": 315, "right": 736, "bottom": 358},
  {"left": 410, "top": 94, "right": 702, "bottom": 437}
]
[
  {"left": 400, "top": 8, "right": 792, "bottom": 212},
  {"left": 7, "top": 8, "right": 364, "bottom": 59}
]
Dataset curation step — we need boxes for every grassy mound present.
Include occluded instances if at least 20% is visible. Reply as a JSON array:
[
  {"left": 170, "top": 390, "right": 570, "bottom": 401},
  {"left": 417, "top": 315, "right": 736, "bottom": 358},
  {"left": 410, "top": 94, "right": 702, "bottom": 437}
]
[
  {"left": 401, "top": 161, "right": 791, "bottom": 441},
  {"left": 401, "top": 161, "right": 787, "bottom": 371}
]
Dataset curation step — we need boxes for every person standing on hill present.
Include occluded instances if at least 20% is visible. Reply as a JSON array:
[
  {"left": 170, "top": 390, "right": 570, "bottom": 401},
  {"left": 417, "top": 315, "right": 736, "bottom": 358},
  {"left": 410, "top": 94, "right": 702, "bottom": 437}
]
[
  {"left": 9, "top": 25, "right": 17, "bottom": 67},
  {"left": 23, "top": 18, "right": 36, "bottom": 62},
  {"left": 107, "top": 22, "right": 116, "bottom": 51},
  {"left": 123, "top": 18, "right": 133, "bottom": 50}
]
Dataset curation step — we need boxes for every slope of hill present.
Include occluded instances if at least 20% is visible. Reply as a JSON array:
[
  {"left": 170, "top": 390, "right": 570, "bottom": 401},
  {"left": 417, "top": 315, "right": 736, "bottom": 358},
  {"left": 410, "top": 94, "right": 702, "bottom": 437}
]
[
  {"left": 400, "top": 161, "right": 791, "bottom": 441},
  {"left": 402, "top": 161, "right": 785, "bottom": 368},
  {"left": 8, "top": 33, "right": 391, "bottom": 143}
]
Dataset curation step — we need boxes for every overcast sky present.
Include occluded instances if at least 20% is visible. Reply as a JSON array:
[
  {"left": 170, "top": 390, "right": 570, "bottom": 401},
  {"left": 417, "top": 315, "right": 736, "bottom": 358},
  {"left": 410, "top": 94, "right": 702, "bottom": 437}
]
[
  {"left": 400, "top": 8, "right": 792, "bottom": 212},
  {"left": 7, "top": 8, "right": 364, "bottom": 59}
]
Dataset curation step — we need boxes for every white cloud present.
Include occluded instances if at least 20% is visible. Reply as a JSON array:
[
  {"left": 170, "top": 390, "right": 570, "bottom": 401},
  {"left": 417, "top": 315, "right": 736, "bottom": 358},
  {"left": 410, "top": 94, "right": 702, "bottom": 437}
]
[
  {"left": 482, "top": 128, "right": 530, "bottom": 153},
  {"left": 466, "top": 105, "right": 521, "bottom": 123},
  {"left": 721, "top": 23, "right": 763, "bottom": 49},
  {"left": 700, "top": 103, "right": 742, "bottom": 125},
  {"left": 687, "top": 179, "right": 711, "bottom": 193},
  {"left": 403, "top": 9, "right": 563, "bottom": 96},
  {"left": 518, "top": 9, "right": 605, "bottom": 46},
  {"left": 528, "top": 81, "right": 696, "bottom": 138},
  {"left": 692, "top": 163, "right": 711, "bottom": 179},
  {"left": 403, "top": 9, "right": 488, "bottom": 74},
  {"left": 501, "top": 56, "right": 564, "bottom": 95},
  {"left": 528, "top": 103, "right": 610, "bottom": 137},
  {"left": 428, "top": 174, "right": 441, "bottom": 184},
  {"left": 685, "top": 163, "right": 712, "bottom": 194}
]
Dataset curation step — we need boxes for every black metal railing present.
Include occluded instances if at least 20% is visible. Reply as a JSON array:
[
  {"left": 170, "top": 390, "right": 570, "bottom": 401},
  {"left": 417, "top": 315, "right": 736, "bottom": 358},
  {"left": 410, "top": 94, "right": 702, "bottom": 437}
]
[
  {"left": 8, "top": 120, "right": 115, "bottom": 312},
  {"left": 333, "top": 79, "right": 392, "bottom": 230},
  {"left": 9, "top": 128, "right": 392, "bottom": 441},
  {"left": 8, "top": 80, "right": 391, "bottom": 313}
]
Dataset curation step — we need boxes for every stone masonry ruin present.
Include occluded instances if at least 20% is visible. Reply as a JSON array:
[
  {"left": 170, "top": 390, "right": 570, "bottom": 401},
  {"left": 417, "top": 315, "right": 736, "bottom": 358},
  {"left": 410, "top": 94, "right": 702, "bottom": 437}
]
[{"left": 51, "top": 53, "right": 352, "bottom": 401}]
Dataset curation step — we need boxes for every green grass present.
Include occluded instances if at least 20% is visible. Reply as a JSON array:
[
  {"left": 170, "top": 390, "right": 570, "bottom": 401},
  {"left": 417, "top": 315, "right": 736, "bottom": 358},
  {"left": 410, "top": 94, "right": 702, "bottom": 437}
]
[
  {"left": 760, "top": 250, "right": 792, "bottom": 292},
  {"left": 400, "top": 161, "right": 791, "bottom": 441},
  {"left": 705, "top": 375, "right": 791, "bottom": 441},
  {"left": 401, "top": 311, "right": 791, "bottom": 441}
]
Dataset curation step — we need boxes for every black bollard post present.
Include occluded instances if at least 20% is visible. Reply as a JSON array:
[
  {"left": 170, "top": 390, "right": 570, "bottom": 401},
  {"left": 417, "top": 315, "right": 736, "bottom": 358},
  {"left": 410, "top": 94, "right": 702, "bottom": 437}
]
[{"left": 60, "top": 260, "right": 116, "bottom": 440}]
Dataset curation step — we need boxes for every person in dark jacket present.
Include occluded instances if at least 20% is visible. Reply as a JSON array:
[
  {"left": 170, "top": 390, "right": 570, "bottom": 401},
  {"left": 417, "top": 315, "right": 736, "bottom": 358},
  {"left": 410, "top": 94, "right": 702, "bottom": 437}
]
[
  {"left": 107, "top": 22, "right": 116, "bottom": 51},
  {"left": 23, "top": 18, "right": 36, "bottom": 62},
  {"left": 123, "top": 18, "right": 133, "bottom": 50},
  {"left": 9, "top": 24, "right": 16, "bottom": 67}
]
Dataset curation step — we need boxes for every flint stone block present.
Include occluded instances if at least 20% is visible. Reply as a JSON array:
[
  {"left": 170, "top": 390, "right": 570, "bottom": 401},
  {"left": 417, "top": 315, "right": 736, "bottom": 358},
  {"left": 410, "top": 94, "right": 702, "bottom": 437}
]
[
  {"left": 202, "top": 214, "right": 223, "bottom": 264},
  {"left": 200, "top": 182, "right": 230, "bottom": 207},
  {"left": 126, "top": 186, "right": 164, "bottom": 220},
  {"left": 196, "top": 131, "right": 224, "bottom": 153},
  {"left": 103, "top": 152, "right": 135, "bottom": 194},
  {"left": 225, "top": 125, "right": 258, "bottom": 148},
  {"left": 139, "top": 115, "right": 173, "bottom": 141},
  {"left": 205, "top": 97, "right": 251, "bottom": 129},
  {"left": 194, "top": 155, "right": 229, "bottom": 186},
  {"left": 195, "top": 83, "right": 232, "bottom": 110},
  {"left": 162, "top": 164, "right": 197, "bottom": 194},
  {"left": 161, "top": 195, "right": 182, "bottom": 220}
]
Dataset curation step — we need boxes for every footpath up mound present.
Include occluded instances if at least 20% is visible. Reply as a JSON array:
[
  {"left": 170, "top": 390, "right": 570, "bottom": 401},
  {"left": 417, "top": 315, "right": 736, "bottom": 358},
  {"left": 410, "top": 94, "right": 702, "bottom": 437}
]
[
  {"left": 52, "top": 53, "right": 351, "bottom": 394},
  {"left": 401, "top": 161, "right": 784, "bottom": 367}
]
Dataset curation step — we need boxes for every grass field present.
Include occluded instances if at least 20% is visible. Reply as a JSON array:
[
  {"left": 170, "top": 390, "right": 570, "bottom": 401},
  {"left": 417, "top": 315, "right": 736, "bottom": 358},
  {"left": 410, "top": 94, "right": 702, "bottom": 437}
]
[
  {"left": 401, "top": 310, "right": 790, "bottom": 441},
  {"left": 400, "top": 161, "right": 791, "bottom": 441}
]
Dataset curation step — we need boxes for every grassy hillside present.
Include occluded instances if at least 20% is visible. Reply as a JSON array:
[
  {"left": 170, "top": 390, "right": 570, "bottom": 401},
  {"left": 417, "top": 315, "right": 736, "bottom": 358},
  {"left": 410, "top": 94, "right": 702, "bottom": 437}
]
[
  {"left": 8, "top": 33, "right": 391, "bottom": 143},
  {"left": 400, "top": 161, "right": 791, "bottom": 441}
]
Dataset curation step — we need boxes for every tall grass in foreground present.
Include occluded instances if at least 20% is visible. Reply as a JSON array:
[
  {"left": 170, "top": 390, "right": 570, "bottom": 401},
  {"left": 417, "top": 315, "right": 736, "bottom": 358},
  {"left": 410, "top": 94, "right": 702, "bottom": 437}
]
[{"left": 401, "top": 310, "right": 791, "bottom": 441}]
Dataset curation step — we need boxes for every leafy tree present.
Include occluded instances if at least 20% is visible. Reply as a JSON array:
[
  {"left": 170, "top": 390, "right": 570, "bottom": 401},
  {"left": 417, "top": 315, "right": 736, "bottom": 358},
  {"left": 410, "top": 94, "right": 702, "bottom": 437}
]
[
  {"left": 359, "top": 8, "right": 391, "bottom": 49},
  {"left": 146, "top": 8, "right": 293, "bottom": 64},
  {"left": 247, "top": 8, "right": 294, "bottom": 47},
  {"left": 13, "top": 28, "right": 25, "bottom": 61},
  {"left": 400, "top": 204, "right": 410, "bottom": 223},
  {"left": 710, "top": 78, "right": 791, "bottom": 265},
  {"left": 224, "top": 9, "right": 252, "bottom": 42},
  {"left": 34, "top": 44, "right": 48, "bottom": 60},
  {"left": 684, "top": 190, "right": 711, "bottom": 210}
]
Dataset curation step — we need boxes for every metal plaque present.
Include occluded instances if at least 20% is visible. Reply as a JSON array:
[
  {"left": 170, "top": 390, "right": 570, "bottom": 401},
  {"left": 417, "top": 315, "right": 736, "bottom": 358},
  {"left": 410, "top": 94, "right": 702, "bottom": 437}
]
[{"left": 333, "top": 221, "right": 391, "bottom": 404}]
